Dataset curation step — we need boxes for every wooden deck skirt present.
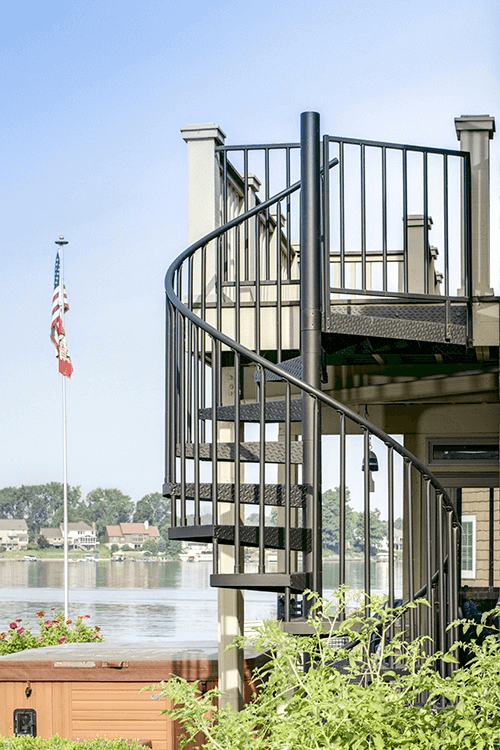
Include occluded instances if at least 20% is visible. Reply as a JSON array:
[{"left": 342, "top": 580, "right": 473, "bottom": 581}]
[{"left": 0, "top": 642, "right": 265, "bottom": 749}]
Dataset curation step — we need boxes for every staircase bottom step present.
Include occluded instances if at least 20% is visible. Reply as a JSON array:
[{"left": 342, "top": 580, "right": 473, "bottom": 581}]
[{"left": 210, "top": 572, "right": 310, "bottom": 594}]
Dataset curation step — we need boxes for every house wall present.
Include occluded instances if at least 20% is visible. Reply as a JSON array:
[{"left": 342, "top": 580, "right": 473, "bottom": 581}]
[
  {"left": 0, "top": 528, "right": 28, "bottom": 550},
  {"left": 461, "top": 487, "right": 500, "bottom": 588}
]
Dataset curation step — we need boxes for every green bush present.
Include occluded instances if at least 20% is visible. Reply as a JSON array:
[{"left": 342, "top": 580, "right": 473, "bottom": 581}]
[
  {"left": 0, "top": 737, "right": 146, "bottom": 749},
  {"left": 0, "top": 611, "right": 103, "bottom": 655},
  {"left": 151, "top": 591, "right": 500, "bottom": 750}
]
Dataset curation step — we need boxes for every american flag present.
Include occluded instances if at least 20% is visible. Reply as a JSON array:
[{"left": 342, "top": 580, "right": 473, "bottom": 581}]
[{"left": 50, "top": 248, "right": 74, "bottom": 378}]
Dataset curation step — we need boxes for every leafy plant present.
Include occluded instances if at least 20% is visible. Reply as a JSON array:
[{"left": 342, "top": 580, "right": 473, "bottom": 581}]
[
  {"left": 0, "top": 737, "right": 146, "bottom": 749},
  {"left": 0, "top": 611, "right": 103, "bottom": 655},
  {"left": 150, "top": 591, "right": 500, "bottom": 750}
]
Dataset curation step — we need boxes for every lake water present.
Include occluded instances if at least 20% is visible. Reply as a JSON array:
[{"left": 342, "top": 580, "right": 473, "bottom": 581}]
[{"left": 0, "top": 559, "right": 401, "bottom": 643}]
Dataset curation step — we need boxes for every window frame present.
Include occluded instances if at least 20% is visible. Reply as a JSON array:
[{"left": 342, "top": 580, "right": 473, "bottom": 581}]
[{"left": 460, "top": 514, "right": 476, "bottom": 580}]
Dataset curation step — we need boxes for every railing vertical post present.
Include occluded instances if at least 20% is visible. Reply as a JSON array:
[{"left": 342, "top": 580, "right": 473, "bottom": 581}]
[{"left": 300, "top": 111, "right": 323, "bottom": 601}]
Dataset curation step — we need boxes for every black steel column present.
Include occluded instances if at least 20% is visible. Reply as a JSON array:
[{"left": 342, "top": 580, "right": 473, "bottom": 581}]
[{"left": 300, "top": 111, "right": 322, "bottom": 600}]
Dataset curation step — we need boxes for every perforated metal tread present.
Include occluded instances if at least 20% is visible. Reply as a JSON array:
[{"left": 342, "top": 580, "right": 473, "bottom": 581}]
[
  {"left": 164, "top": 482, "right": 308, "bottom": 507},
  {"left": 169, "top": 524, "right": 311, "bottom": 552},
  {"left": 198, "top": 399, "right": 303, "bottom": 423},
  {"left": 254, "top": 355, "right": 303, "bottom": 383},
  {"left": 326, "top": 304, "right": 467, "bottom": 345},
  {"left": 177, "top": 441, "right": 304, "bottom": 464},
  {"left": 210, "top": 572, "right": 311, "bottom": 594}
]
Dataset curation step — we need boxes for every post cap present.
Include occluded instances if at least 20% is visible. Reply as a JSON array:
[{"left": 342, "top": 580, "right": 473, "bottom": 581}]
[
  {"left": 455, "top": 115, "right": 495, "bottom": 140},
  {"left": 180, "top": 124, "right": 226, "bottom": 145}
]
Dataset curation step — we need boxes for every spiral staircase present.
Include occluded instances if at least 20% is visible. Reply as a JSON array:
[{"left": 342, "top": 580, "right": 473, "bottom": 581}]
[{"left": 164, "top": 112, "right": 475, "bottom": 668}]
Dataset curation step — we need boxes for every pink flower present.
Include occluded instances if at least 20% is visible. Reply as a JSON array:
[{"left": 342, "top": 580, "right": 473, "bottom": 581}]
[
  {"left": 66, "top": 619, "right": 72, "bottom": 625},
  {"left": 37, "top": 637, "right": 44, "bottom": 642},
  {"left": 57, "top": 636, "right": 66, "bottom": 644},
  {"left": 17, "top": 627, "right": 25, "bottom": 635},
  {"left": 9, "top": 622, "right": 17, "bottom": 629},
  {"left": 15, "top": 618, "right": 22, "bottom": 623},
  {"left": 44, "top": 620, "right": 53, "bottom": 628}
]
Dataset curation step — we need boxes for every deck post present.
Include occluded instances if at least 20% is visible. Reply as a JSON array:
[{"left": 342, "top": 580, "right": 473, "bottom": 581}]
[
  {"left": 181, "top": 123, "right": 245, "bottom": 711},
  {"left": 300, "top": 111, "right": 323, "bottom": 601},
  {"left": 455, "top": 115, "right": 495, "bottom": 296}
]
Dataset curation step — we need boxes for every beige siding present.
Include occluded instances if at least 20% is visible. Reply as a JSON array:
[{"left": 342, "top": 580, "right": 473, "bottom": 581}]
[{"left": 462, "top": 487, "right": 500, "bottom": 588}]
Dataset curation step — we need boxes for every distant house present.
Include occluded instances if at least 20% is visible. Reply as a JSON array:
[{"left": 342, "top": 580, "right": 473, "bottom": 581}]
[
  {"left": 39, "top": 522, "right": 97, "bottom": 551},
  {"left": 39, "top": 527, "right": 64, "bottom": 547},
  {"left": 103, "top": 521, "right": 160, "bottom": 550},
  {"left": 0, "top": 519, "right": 29, "bottom": 550}
]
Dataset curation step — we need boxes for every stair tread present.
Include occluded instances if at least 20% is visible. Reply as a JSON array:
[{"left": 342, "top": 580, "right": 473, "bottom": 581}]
[
  {"left": 164, "top": 482, "right": 307, "bottom": 507},
  {"left": 210, "top": 572, "right": 311, "bottom": 594},
  {"left": 169, "top": 524, "right": 311, "bottom": 552},
  {"left": 177, "top": 441, "right": 303, "bottom": 464},
  {"left": 198, "top": 399, "right": 303, "bottom": 423},
  {"left": 326, "top": 305, "right": 467, "bottom": 345},
  {"left": 254, "top": 356, "right": 302, "bottom": 383}
]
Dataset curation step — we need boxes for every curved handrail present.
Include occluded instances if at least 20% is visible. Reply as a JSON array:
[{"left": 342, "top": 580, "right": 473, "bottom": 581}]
[{"left": 165, "top": 182, "right": 459, "bottom": 523}]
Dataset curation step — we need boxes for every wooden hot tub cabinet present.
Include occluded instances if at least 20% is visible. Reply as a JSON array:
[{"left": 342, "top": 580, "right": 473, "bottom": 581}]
[{"left": 0, "top": 642, "right": 264, "bottom": 749}]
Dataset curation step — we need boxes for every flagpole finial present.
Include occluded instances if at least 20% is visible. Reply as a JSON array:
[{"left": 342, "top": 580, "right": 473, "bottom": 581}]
[{"left": 55, "top": 236, "right": 68, "bottom": 246}]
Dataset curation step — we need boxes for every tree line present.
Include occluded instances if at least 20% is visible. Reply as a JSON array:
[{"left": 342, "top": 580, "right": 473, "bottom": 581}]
[
  {"left": 0, "top": 484, "right": 178, "bottom": 551},
  {"left": 0, "top": 483, "right": 393, "bottom": 556}
]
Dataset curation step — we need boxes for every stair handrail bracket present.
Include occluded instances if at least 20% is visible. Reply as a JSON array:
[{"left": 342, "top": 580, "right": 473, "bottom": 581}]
[{"left": 165, "top": 120, "right": 463, "bottom": 668}]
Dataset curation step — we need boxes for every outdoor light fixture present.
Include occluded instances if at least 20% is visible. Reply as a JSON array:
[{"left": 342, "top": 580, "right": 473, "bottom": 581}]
[{"left": 362, "top": 450, "right": 379, "bottom": 472}]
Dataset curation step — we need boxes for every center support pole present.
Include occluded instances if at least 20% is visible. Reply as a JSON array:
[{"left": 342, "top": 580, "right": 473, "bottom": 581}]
[{"left": 300, "top": 112, "right": 323, "bottom": 603}]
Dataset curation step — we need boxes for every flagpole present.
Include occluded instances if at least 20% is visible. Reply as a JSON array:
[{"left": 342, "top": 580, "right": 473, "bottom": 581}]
[{"left": 55, "top": 235, "right": 69, "bottom": 621}]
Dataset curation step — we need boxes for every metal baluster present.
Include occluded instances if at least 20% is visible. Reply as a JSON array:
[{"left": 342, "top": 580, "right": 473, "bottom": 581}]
[
  {"left": 211, "top": 337, "right": 219, "bottom": 568},
  {"left": 193, "top": 325, "right": 200, "bottom": 525},
  {"left": 382, "top": 146, "right": 388, "bottom": 292},
  {"left": 276, "top": 200, "right": 283, "bottom": 362},
  {"left": 234, "top": 350, "right": 241, "bottom": 573},
  {"left": 255, "top": 211, "right": 261, "bottom": 355},
  {"left": 284, "top": 380, "right": 291, "bottom": 623},
  {"left": 363, "top": 428, "right": 371, "bottom": 614},
  {"left": 322, "top": 135, "right": 331, "bottom": 325},
  {"left": 423, "top": 151, "right": 429, "bottom": 295},
  {"left": 339, "top": 141, "right": 345, "bottom": 289},
  {"left": 402, "top": 150, "right": 408, "bottom": 293},
  {"left": 286, "top": 147, "right": 292, "bottom": 280},
  {"left": 258, "top": 364, "right": 266, "bottom": 574},
  {"left": 360, "top": 144, "right": 366, "bottom": 291},
  {"left": 436, "top": 493, "right": 445, "bottom": 674},
  {"left": 443, "top": 155, "right": 451, "bottom": 341},
  {"left": 424, "top": 478, "right": 432, "bottom": 649},
  {"left": 200, "top": 245, "right": 207, "bottom": 442},
  {"left": 387, "top": 446, "right": 395, "bottom": 609},
  {"left": 339, "top": 412, "right": 346, "bottom": 595},
  {"left": 244, "top": 149, "right": 250, "bottom": 281},
  {"left": 186, "top": 257, "right": 193, "bottom": 443},
  {"left": 405, "top": 459, "right": 415, "bottom": 641},
  {"left": 265, "top": 148, "right": 271, "bottom": 281}
]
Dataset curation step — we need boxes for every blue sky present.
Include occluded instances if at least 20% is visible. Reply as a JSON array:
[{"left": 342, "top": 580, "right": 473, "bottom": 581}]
[{"left": 1, "top": 0, "right": 498, "bottom": 506}]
